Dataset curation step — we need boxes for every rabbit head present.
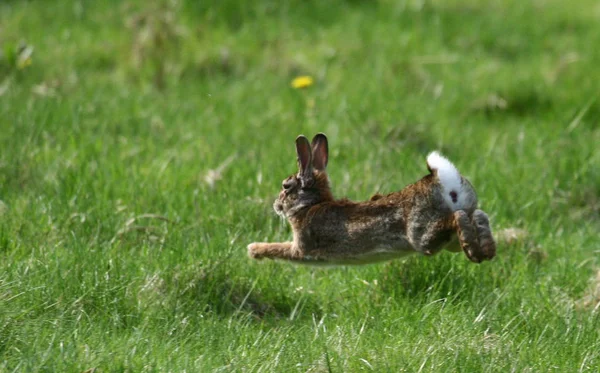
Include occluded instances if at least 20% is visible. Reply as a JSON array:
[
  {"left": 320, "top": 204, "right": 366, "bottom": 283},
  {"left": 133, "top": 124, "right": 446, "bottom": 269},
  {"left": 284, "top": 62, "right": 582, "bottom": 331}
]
[{"left": 273, "top": 133, "right": 334, "bottom": 219}]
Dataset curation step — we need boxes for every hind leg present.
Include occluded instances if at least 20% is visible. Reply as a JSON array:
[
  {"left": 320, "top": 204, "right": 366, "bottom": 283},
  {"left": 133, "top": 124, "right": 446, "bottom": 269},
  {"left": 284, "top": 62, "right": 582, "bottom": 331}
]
[
  {"left": 414, "top": 218, "right": 456, "bottom": 256},
  {"left": 454, "top": 210, "right": 496, "bottom": 262},
  {"left": 454, "top": 210, "right": 484, "bottom": 263},
  {"left": 472, "top": 209, "right": 496, "bottom": 260}
]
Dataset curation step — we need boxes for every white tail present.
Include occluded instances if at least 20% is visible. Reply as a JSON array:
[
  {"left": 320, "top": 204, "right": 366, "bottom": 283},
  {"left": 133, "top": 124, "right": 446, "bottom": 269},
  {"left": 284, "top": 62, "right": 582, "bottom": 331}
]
[{"left": 426, "top": 151, "right": 468, "bottom": 211}]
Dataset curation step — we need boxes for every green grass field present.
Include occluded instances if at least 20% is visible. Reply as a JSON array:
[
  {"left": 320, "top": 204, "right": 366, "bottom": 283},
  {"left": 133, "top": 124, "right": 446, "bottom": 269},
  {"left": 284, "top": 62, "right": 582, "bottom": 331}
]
[{"left": 1, "top": 0, "right": 599, "bottom": 371}]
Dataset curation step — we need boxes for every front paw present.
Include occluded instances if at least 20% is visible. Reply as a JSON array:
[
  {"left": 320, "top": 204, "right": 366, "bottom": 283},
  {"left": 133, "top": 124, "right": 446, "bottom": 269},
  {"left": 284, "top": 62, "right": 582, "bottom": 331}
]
[{"left": 247, "top": 243, "right": 264, "bottom": 260}]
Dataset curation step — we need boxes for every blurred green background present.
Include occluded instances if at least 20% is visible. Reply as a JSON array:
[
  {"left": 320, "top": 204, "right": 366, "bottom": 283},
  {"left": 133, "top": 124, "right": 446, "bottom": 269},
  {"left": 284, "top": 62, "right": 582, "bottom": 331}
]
[{"left": 1, "top": 0, "right": 599, "bottom": 371}]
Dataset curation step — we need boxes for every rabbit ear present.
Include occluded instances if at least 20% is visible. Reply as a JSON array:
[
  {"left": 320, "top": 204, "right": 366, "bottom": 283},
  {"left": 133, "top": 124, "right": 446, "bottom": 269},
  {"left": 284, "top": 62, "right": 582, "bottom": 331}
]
[
  {"left": 296, "top": 135, "right": 313, "bottom": 185},
  {"left": 311, "top": 133, "right": 328, "bottom": 170}
]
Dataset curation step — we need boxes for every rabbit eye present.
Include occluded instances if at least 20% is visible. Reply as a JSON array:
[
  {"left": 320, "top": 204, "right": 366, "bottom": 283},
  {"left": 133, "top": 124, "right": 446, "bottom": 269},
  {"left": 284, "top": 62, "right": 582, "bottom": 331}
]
[{"left": 282, "top": 178, "right": 294, "bottom": 190}]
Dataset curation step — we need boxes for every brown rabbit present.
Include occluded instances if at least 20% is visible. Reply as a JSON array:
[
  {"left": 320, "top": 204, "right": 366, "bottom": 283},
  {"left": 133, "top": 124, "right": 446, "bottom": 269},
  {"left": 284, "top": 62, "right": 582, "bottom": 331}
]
[{"left": 248, "top": 133, "right": 496, "bottom": 264}]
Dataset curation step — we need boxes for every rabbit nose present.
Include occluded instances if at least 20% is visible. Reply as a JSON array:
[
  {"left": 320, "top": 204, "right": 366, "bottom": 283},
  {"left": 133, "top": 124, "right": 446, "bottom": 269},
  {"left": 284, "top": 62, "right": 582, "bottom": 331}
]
[{"left": 279, "top": 190, "right": 286, "bottom": 199}]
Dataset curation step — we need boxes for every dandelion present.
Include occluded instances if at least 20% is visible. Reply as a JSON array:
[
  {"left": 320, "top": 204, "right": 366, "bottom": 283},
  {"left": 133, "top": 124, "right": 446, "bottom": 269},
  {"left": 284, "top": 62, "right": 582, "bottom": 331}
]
[
  {"left": 17, "top": 44, "right": 34, "bottom": 70},
  {"left": 17, "top": 57, "right": 32, "bottom": 70},
  {"left": 291, "top": 75, "right": 314, "bottom": 89}
]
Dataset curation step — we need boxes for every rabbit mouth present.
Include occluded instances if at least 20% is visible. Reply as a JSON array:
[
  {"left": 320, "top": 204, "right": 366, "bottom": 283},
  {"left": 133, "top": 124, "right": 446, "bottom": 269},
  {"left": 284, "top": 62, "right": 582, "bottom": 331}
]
[{"left": 273, "top": 200, "right": 285, "bottom": 216}]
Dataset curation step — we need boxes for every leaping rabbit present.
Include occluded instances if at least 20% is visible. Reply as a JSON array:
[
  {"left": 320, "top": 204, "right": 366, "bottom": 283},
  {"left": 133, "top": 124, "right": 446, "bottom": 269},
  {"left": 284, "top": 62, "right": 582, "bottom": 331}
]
[{"left": 248, "top": 133, "right": 496, "bottom": 264}]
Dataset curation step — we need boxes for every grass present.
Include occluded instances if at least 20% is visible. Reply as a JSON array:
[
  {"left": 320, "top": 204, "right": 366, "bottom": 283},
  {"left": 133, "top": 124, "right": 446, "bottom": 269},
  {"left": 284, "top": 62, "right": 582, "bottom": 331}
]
[{"left": 1, "top": 0, "right": 599, "bottom": 371}]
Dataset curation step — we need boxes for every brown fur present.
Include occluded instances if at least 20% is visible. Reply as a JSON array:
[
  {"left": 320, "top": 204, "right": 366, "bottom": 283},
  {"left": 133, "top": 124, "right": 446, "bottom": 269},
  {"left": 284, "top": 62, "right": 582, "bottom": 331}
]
[{"left": 248, "top": 134, "right": 496, "bottom": 264}]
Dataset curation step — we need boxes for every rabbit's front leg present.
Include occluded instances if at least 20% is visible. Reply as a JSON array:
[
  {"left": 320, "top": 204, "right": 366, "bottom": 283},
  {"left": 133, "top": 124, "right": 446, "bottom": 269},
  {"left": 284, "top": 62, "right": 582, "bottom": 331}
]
[
  {"left": 247, "top": 242, "right": 298, "bottom": 261},
  {"left": 248, "top": 242, "right": 329, "bottom": 264}
]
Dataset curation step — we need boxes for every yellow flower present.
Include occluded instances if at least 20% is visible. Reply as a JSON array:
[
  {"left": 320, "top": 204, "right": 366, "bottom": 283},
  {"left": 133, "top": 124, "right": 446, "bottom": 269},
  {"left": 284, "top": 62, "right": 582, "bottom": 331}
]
[
  {"left": 291, "top": 75, "right": 314, "bottom": 89},
  {"left": 17, "top": 45, "right": 34, "bottom": 70},
  {"left": 17, "top": 57, "right": 32, "bottom": 70}
]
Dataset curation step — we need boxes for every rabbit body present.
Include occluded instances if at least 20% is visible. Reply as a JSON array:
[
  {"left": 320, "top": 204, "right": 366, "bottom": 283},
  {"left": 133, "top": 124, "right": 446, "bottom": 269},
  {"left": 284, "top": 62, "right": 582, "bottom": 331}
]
[{"left": 248, "top": 134, "right": 495, "bottom": 264}]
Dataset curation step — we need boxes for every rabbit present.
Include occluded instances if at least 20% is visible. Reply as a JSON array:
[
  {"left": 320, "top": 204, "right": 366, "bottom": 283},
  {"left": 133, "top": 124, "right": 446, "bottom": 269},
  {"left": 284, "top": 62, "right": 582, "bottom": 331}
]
[{"left": 247, "top": 133, "right": 496, "bottom": 264}]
